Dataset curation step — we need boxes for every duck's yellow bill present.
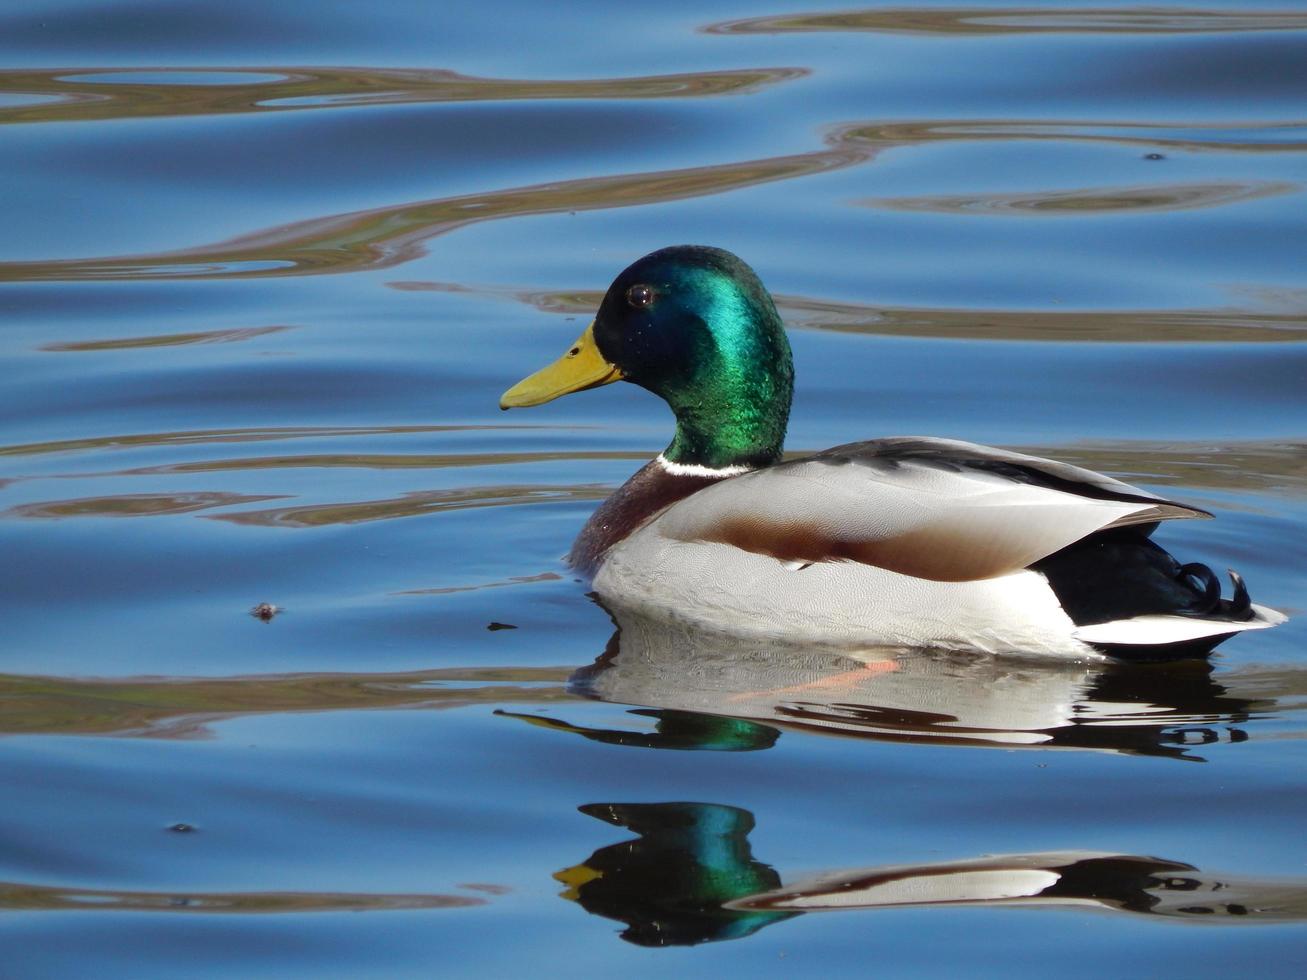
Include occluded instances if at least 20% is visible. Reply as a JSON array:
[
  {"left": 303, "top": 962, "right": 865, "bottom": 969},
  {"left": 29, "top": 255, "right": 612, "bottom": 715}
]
[{"left": 499, "top": 321, "right": 624, "bottom": 409}]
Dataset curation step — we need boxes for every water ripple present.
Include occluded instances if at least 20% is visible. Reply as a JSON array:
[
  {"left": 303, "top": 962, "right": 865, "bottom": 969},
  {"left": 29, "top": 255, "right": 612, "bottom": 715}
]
[
  {"left": 868, "top": 180, "right": 1299, "bottom": 216},
  {"left": 116, "top": 450, "right": 652, "bottom": 476},
  {"left": 41, "top": 325, "right": 291, "bottom": 352},
  {"left": 396, "top": 280, "right": 1307, "bottom": 343},
  {"left": 207, "top": 485, "right": 611, "bottom": 528},
  {"left": 0, "top": 142, "right": 870, "bottom": 282},
  {"left": 0, "top": 65, "right": 807, "bottom": 125},
  {"left": 0, "top": 666, "right": 571, "bottom": 738},
  {"left": 708, "top": 7, "right": 1307, "bottom": 37},
  {"left": 3, "top": 116, "right": 1300, "bottom": 283},
  {"left": 837, "top": 118, "right": 1307, "bottom": 152},
  {"left": 0, "top": 425, "right": 575, "bottom": 459},
  {"left": 0, "top": 881, "right": 484, "bottom": 913},
  {"left": 5, "top": 491, "right": 285, "bottom": 519}
]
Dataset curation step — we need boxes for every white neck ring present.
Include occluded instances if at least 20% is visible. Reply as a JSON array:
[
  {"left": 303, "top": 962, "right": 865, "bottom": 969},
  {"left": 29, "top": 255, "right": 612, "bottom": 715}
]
[{"left": 656, "top": 454, "right": 751, "bottom": 478}]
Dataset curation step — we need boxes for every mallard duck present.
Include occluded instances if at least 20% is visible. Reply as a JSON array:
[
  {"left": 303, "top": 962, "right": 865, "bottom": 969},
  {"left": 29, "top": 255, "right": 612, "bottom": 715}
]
[{"left": 500, "top": 245, "right": 1285, "bottom": 659}]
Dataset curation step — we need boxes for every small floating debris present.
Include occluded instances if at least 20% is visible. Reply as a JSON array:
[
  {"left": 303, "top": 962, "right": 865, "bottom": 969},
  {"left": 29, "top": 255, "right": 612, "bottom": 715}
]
[
  {"left": 250, "top": 602, "right": 279, "bottom": 622},
  {"left": 1144, "top": 152, "right": 1166, "bottom": 160},
  {"left": 168, "top": 823, "right": 196, "bottom": 834},
  {"left": 487, "top": 621, "right": 518, "bottom": 631}
]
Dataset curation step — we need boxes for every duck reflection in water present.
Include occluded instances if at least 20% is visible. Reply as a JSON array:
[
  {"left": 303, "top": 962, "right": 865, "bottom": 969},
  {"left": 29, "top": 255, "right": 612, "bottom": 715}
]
[
  {"left": 501, "top": 604, "right": 1269, "bottom": 761},
  {"left": 555, "top": 803, "right": 794, "bottom": 946},
  {"left": 559, "top": 802, "right": 1307, "bottom": 946}
]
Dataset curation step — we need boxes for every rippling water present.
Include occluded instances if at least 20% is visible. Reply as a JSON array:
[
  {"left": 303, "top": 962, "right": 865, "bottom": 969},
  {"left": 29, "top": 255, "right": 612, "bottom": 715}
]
[{"left": 3, "top": 2, "right": 1306, "bottom": 976}]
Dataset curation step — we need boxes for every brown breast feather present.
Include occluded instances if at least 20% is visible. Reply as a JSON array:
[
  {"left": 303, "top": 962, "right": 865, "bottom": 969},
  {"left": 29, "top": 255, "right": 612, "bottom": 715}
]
[{"left": 569, "top": 460, "right": 726, "bottom": 576}]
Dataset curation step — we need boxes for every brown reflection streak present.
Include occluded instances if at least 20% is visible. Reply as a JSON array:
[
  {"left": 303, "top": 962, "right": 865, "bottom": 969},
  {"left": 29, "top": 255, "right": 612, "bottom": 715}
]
[
  {"left": 458, "top": 883, "right": 513, "bottom": 895},
  {"left": 0, "top": 424, "right": 578, "bottom": 459},
  {"left": 2, "top": 116, "right": 1301, "bottom": 283},
  {"left": 770, "top": 440, "right": 1307, "bottom": 496},
  {"left": 207, "top": 485, "right": 611, "bottom": 528},
  {"left": 0, "top": 666, "right": 573, "bottom": 739},
  {"left": 868, "top": 181, "right": 1299, "bottom": 216},
  {"left": 1014, "top": 442, "right": 1307, "bottom": 496},
  {"left": 0, "top": 143, "right": 873, "bottom": 282},
  {"left": 779, "top": 298, "right": 1307, "bottom": 343},
  {"left": 0, "top": 65, "right": 807, "bottom": 126},
  {"left": 706, "top": 8, "right": 1307, "bottom": 36},
  {"left": 5, "top": 492, "right": 286, "bottom": 519},
  {"left": 399, "top": 571, "right": 563, "bottom": 596},
  {"left": 386, "top": 280, "right": 607, "bottom": 317},
  {"left": 835, "top": 119, "right": 1307, "bottom": 155},
  {"left": 397, "top": 280, "right": 1307, "bottom": 344},
  {"left": 41, "top": 325, "right": 291, "bottom": 352},
  {"left": 771, "top": 440, "right": 1307, "bottom": 496},
  {"left": 0, "top": 881, "right": 484, "bottom": 913},
  {"left": 120, "top": 450, "right": 652, "bottom": 476}
]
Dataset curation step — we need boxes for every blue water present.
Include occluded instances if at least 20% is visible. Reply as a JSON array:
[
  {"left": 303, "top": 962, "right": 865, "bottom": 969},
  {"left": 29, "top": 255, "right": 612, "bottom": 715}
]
[{"left": 2, "top": 2, "right": 1306, "bottom": 976}]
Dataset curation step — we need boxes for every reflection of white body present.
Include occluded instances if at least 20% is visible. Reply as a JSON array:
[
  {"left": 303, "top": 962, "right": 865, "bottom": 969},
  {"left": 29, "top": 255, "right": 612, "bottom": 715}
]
[
  {"left": 578, "top": 606, "right": 1254, "bottom": 753},
  {"left": 731, "top": 851, "right": 1307, "bottom": 924}
]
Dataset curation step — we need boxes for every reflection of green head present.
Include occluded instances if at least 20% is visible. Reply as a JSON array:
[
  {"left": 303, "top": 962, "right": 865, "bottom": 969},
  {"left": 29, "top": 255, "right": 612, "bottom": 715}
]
[
  {"left": 497, "top": 708, "right": 780, "bottom": 752},
  {"left": 555, "top": 801, "right": 794, "bottom": 946}
]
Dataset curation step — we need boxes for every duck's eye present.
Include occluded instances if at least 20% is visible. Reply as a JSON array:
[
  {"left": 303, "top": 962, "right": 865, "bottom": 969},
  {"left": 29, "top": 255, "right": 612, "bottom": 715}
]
[{"left": 626, "top": 284, "right": 654, "bottom": 309}]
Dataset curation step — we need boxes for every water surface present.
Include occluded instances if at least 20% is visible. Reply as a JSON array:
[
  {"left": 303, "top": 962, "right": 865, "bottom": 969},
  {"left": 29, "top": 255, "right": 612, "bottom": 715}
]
[{"left": 2, "top": 2, "right": 1305, "bottom": 977}]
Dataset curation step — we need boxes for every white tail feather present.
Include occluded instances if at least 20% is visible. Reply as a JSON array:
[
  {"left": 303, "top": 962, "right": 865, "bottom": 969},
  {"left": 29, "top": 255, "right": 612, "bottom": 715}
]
[{"left": 1072, "top": 604, "right": 1287, "bottom": 645}]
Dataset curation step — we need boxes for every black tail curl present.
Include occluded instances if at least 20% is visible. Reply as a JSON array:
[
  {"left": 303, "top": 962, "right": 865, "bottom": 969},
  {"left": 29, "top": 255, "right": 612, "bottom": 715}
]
[
  {"left": 1176, "top": 563, "right": 1254, "bottom": 621},
  {"left": 1228, "top": 568, "right": 1253, "bottom": 620},
  {"left": 1178, "top": 563, "right": 1220, "bottom": 614}
]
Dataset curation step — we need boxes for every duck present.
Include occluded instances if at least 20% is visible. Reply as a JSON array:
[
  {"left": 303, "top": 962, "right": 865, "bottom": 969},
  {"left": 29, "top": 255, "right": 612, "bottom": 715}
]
[{"left": 500, "top": 245, "right": 1285, "bottom": 659}]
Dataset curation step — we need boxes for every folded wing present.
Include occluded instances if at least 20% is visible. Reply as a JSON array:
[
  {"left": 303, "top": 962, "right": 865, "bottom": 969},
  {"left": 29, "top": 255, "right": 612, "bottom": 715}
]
[{"left": 654, "top": 437, "right": 1210, "bottom": 582}]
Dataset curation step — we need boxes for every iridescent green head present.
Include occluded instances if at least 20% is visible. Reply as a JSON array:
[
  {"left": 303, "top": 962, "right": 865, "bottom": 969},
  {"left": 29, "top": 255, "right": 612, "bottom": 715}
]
[{"left": 501, "top": 246, "right": 794, "bottom": 470}]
